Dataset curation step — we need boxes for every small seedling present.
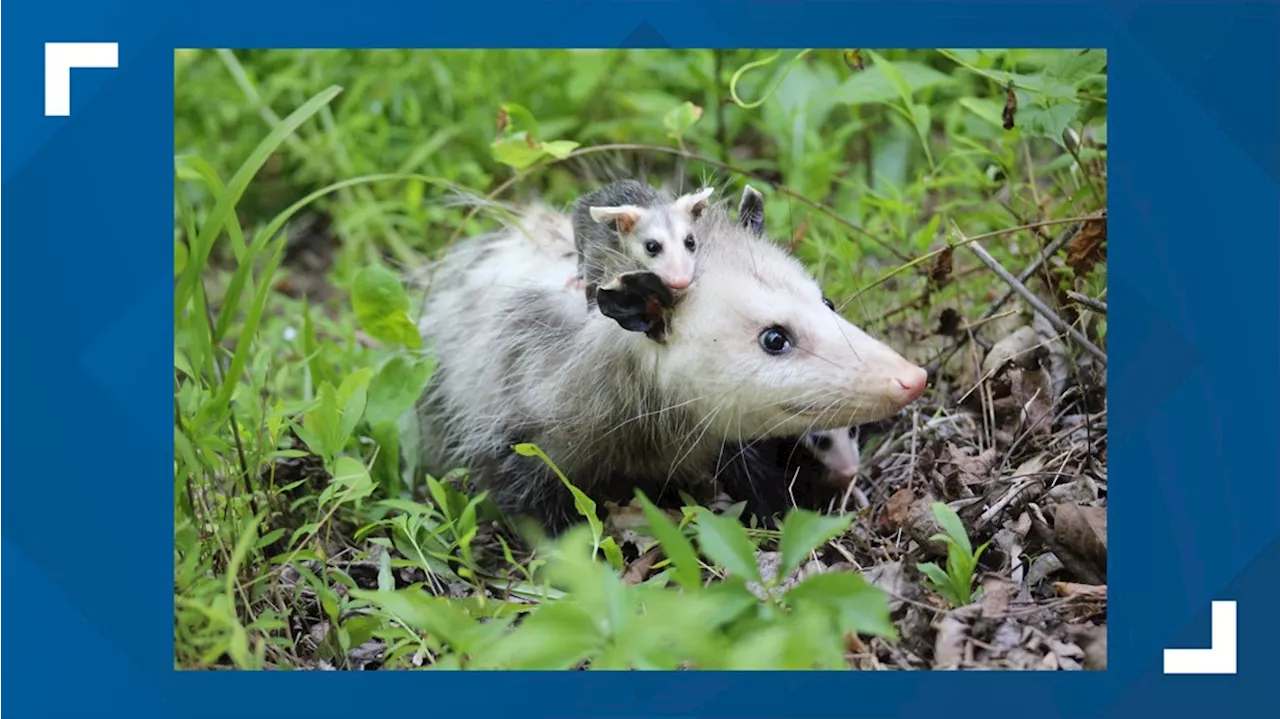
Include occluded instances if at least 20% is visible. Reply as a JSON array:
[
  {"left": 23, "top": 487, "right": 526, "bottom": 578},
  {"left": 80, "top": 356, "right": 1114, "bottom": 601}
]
[{"left": 916, "top": 502, "right": 990, "bottom": 607}]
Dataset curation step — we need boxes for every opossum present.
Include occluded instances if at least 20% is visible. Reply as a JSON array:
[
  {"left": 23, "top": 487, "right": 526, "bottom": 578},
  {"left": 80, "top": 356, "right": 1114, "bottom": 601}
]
[
  {"left": 716, "top": 427, "right": 864, "bottom": 527},
  {"left": 569, "top": 179, "right": 714, "bottom": 303},
  {"left": 416, "top": 186, "right": 928, "bottom": 533}
]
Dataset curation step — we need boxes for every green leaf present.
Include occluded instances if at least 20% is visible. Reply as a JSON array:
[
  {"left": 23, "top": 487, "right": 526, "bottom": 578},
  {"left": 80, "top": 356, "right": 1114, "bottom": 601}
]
[
  {"left": 635, "top": 491, "right": 703, "bottom": 592},
  {"left": 351, "top": 264, "right": 422, "bottom": 349},
  {"left": 301, "top": 297, "right": 334, "bottom": 391},
  {"left": 474, "top": 602, "right": 600, "bottom": 669},
  {"left": 784, "top": 571, "right": 898, "bottom": 640},
  {"left": 491, "top": 134, "right": 548, "bottom": 170},
  {"left": 929, "top": 502, "right": 972, "bottom": 556},
  {"left": 916, "top": 561, "right": 951, "bottom": 588},
  {"left": 377, "top": 549, "right": 394, "bottom": 591},
  {"left": 174, "top": 238, "right": 188, "bottom": 276},
  {"left": 1018, "top": 97, "right": 1080, "bottom": 147},
  {"left": 600, "top": 536, "right": 625, "bottom": 571},
  {"left": 512, "top": 443, "right": 603, "bottom": 550},
  {"left": 778, "top": 509, "right": 854, "bottom": 580},
  {"left": 334, "top": 368, "right": 374, "bottom": 449},
  {"left": 1045, "top": 49, "right": 1107, "bottom": 86},
  {"left": 958, "top": 97, "right": 1005, "bottom": 129},
  {"left": 868, "top": 51, "right": 914, "bottom": 111},
  {"left": 365, "top": 355, "right": 434, "bottom": 427},
  {"left": 834, "top": 60, "right": 953, "bottom": 106},
  {"left": 498, "top": 102, "right": 540, "bottom": 138},
  {"left": 350, "top": 588, "right": 478, "bottom": 654},
  {"left": 325, "top": 456, "right": 375, "bottom": 506},
  {"left": 695, "top": 510, "right": 761, "bottom": 585},
  {"left": 663, "top": 101, "right": 704, "bottom": 140},
  {"left": 541, "top": 139, "right": 580, "bottom": 159}
]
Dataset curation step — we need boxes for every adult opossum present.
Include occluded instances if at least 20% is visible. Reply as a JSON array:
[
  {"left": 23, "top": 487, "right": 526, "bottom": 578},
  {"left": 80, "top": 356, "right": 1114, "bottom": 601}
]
[
  {"left": 569, "top": 179, "right": 714, "bottom": 303},
  {"left": 416, "top": 187, "right": 927, "bottom": 532}
]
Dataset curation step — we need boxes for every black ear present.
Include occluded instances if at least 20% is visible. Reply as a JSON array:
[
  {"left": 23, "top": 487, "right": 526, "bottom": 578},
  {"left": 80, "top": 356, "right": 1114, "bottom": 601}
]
[
  {"left": 595, "top": 271, "right": 676, "bottom": 344},
  {"left": 737, "top": 185, "right": 765, "bottom": 236}
]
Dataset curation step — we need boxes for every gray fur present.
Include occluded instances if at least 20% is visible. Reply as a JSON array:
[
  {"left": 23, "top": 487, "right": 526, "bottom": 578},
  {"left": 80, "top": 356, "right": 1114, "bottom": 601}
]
[{"left": 570, "top": 179, "right": 710, "bottom": 305}]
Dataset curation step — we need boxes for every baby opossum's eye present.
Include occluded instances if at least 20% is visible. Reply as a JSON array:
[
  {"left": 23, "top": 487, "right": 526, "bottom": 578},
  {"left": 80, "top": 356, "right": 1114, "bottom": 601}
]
[
  {"left": 758, "top": 326, "right": 793, "bottom": 355},
  {"left": 684, "top": 234, "right": 696, "bottom": 252},
  {"left": 822, "top": 297, "right": 835, "bottom": 311},
  {"left": 812, "top": 434, "right": 833, "bottom": 451},
  {"left": 644, "top": 240, "right": 663, "bottom": 256}
]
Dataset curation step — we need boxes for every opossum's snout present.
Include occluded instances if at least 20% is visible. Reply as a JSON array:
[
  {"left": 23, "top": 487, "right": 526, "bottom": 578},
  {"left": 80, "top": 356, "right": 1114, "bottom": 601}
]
[{"left": 892, "top": 365, "right": 928, "bottom": 403}]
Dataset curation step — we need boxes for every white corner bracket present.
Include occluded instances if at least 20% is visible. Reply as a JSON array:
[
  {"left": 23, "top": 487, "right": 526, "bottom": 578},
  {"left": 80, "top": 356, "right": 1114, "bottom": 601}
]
[
  {"left": 45, "top": 42, "right": 119, "bottom": 116},
  {"left": 1163, "top": 600, "right": 1237, "bottom": 674}
]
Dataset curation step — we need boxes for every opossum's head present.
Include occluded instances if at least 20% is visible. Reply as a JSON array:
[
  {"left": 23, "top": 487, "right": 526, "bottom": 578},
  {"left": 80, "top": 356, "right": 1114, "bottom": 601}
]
[
  {"left": 802, "top": 427, "right": 861, "bottom": 485},
  {"left": 650, "top": 188, "right": 928, "bottom": 440},
  {"left": 588, "top": 186, "right": 714, "bottom": 291}
]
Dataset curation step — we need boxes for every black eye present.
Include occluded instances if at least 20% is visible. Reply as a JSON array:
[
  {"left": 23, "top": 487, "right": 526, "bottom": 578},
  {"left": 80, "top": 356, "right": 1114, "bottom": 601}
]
[
  {"left": 813, "top": 435, "right": 832, "bottom": 451},
  {"left": 644, "top": 240, "right": 662, "bottom": 256},
  {"left": 684, "top": 234, "right": 696, "bottom": 252},
  {"left": 758, "top": 326, "right": 793, "bottom": 355},
  {"left": 822, "top": 297, "right": 835, "bottom": 311}
]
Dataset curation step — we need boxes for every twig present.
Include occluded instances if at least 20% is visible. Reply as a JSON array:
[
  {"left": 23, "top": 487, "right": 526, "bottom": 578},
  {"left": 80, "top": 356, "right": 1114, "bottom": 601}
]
[
  {"left": 1065, "top": 291, "right": 1107, "bottom": 315},
  {"left": 925, "top": 223, "right": 1080, "bottom": 374},
  {"left": 955, "top": 224, "right": 1107, "bottom": 364}
]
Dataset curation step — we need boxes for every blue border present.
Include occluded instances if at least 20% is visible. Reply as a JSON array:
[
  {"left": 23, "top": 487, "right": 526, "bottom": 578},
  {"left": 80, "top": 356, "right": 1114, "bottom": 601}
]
[{"left": 4, "top": 1, "right": 1279, "bottom": 717}]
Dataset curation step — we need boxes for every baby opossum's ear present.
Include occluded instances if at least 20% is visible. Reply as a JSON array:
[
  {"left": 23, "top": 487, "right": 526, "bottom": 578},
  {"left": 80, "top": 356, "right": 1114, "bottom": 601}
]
[
  {"left": 674, "top": 186, "right": 715, "bottom": 220},
  {"left": 589, "top": 205, "right": 646, "bottom": 235},
  {"left": 737, "top": 185, "right": 766, "bottom": 236},
  {"left": 595, "top": 271, "right": 676, "bottom": 344}
]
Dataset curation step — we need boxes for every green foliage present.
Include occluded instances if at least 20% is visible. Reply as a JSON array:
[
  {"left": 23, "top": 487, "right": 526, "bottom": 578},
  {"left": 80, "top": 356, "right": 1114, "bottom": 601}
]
[
  {"left": 174, "top": 48, "right": 1105, "bottom": 669},
  {"left": 916, "top": 502, "right": 991, "bottom": 607}
]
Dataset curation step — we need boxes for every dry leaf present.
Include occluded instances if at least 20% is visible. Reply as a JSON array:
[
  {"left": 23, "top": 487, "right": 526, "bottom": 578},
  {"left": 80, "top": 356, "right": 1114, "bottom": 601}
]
[
  {"left": 982, "top": 325, "right": 1039, "bottom": 377},
  {"left": 1010, "top": 366, "right": 1055, "bottom": 435},
  {"left": 1066, "top": 216, "right": 1107, "bottom": 276},
  {"left": 879, "top": 488, "right": 915, "bottom": 533}
]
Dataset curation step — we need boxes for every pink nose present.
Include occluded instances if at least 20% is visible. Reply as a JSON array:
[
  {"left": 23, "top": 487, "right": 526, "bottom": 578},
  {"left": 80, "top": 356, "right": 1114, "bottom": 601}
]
[
  {"left": 895, "top": 366, "right": 928, "bottom": 401},
  {"left": 668, "top": 277, "right": 691, "bottom": 290}
]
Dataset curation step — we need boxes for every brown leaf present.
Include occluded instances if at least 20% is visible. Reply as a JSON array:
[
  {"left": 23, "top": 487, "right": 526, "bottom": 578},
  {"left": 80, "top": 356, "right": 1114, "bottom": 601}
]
[
  {"left": 622, "top": 548, "right": 662, "bottom": 585},
  {"left": 1054, "top": 505, "right": 1107, "bottom": 563},
  {"left": 879, "top": 488, "right": 915, "bottom": 533},
  {"left": 980, "top": 577, "right": 1015, "bottom": 617},
  {"left": 844, "top": 49, "right": 865, "bottom": 72},
  {"left": 1010, "top": 366, "right": 1055, "bottom": 436},
  {"left": 928, "top": 246, "right": 954, "bottom": 284},
  {"left": 946, "top": 443, "right": 998, "bottom": 485},
  {"left": 1066, "top": 216, "right": 1107, "bottom": 276},
  {"left": 1052, "top": 582, "right": 1107, "bottom": 600},
  {"left": 1050, "top": 504, "right": 1107, "bottom": 584},
  {"left": 982, "top": 325, "right": 1040, "bottom": 377}
]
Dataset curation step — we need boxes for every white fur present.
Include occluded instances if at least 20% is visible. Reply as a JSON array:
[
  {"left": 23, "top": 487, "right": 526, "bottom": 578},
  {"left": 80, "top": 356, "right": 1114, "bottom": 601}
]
[{"left": 586, "top": 186, "right": 713, "bottom": 290}]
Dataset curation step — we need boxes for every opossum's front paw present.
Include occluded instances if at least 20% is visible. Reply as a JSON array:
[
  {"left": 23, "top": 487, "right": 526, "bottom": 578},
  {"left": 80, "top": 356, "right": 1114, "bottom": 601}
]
[{"left": 565, "top": 275, "right": 586, "bottom": 291}]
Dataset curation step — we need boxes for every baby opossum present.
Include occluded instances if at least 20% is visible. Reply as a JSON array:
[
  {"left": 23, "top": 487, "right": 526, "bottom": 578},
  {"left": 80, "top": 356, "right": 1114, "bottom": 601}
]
[
  {"left": 569, "top": 179, "right": 714, "bottom": 303},
  {"left": 715, "top": 427, "right": 864, "bottom": 527},
  {"left": 416, "top": 187, "right": 927, "bottom": 533}
]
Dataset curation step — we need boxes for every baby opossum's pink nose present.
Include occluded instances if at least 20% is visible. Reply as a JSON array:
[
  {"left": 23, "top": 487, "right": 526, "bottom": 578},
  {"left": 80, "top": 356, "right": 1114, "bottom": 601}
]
[
  {"left": 668, "top": 277, "right": 691, "bottom": 290},
  {"left": 895, "top": 366, "right": 928, "bottom": 401}
]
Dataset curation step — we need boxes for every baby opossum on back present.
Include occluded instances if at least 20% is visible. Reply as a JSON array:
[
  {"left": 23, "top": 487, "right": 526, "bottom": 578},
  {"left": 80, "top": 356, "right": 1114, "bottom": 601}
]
[
  {"left": 416, "top": 186, "right": 927, "bottom": 532},
  {"left": 569, "top": 179, "right": 714, "bottom": 303}
]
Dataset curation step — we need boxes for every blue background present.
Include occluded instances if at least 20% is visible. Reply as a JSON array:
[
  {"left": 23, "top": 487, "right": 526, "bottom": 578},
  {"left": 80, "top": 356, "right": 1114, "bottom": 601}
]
[{"left": 3, "top": 0, "right": 1278, "bottom": 716}]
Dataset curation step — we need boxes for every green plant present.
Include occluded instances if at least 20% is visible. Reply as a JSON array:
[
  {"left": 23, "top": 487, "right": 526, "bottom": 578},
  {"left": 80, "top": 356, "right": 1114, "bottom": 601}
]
[{"left": 916, "top": 502, "right": 991, "bottom": 607}]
